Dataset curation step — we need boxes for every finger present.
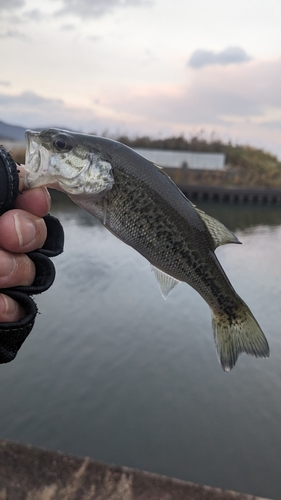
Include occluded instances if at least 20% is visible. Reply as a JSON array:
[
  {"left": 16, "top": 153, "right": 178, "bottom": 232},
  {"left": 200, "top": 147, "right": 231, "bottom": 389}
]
[
  {"left": 0, "top": 210, "right": 47, "bottom": 253},
  {"left": 0, "top": 249, "right": 36, "bottom": 288},
  {"left": 15, "top": 187, "right": 51, "bottom": 217},
  {"left": 18, "top": 165, "right": 26, "bottom": 192},
  {"left": 17, "top": 165, "right": 51, "bottom": 217},
  {"left": 0, "top": 293, "right": 25, "bottom": 323}
]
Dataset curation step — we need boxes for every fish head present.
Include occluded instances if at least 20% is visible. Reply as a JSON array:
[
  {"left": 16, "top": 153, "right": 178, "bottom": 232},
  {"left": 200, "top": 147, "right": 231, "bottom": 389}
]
[{"left": 25, "top": 128, "right": 114, "bottom": 197}]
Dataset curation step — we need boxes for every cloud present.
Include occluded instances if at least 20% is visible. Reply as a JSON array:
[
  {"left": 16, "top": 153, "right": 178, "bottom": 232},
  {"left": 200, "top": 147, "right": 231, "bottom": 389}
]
[
  {"left": 0, "top": 0, "right": 24, "bottom": 11},
  {"left": 2, "top": 58, "right": 281, "bottom": 132},
  {"left": 0, "top": 90, "right": 108, "bottom": 131},
  {"left": 88, "top": 35, "right": 102, "bottom": 42},
  {"left": 60, "top": 23, "right": 76, "bottom": 31},
  {"left": 260, "top": 119, "right": 281, "bottom": 130},
  {"left": 92, "top": 56, "right": 281, "bottom": 156},
  {"left": 0, "top": 81, "right": 11, "bottom": 87},
  {"left": 0, "top": 0, "right": 151, "bottom": 26},
  {"left": 0, "top": 92, "right": 64, "bottom": 126},
  {"left": 1, "top": 57, "right": 281, "bottom": 159},
  {"left": 23, "top": 8, "right": 45, "bottom": 21},
  {"left": 0, "top": 29, "right": 29, "bottom": 40},
  {"left": 54, "top": 0, "right": 152, "bottom": 19},
  {"left": 0, "top": 91, "right": 63, "bottom": 108},
  {"left": 188, "top": 46, "right": 252, "bottom": 69}
]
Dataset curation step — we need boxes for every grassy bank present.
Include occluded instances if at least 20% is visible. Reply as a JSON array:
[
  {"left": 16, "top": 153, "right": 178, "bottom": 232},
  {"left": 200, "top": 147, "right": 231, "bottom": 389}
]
[{"left": 118, "top": 134, "right": 281, "bottom": 189}]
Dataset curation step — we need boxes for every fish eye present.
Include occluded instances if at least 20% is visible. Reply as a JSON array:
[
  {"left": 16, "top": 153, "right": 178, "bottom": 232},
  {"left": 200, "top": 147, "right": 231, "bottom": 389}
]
[{"left": 53, "top": 134, "right": 73, "bottom": 152}]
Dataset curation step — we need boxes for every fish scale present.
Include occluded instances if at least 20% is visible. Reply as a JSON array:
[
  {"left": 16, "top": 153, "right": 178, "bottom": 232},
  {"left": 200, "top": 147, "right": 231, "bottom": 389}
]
[
  {"left": 105, "top": 167, "right": 235, "bottom": 309},
  {"left": 24, "top": 128, "right": 270, "bottom": 371}
]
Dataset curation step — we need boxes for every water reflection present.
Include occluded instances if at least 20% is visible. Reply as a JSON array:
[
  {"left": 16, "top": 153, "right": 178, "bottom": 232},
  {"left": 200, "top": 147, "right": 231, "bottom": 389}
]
[
  {"left": 191, "top": 200, "right": 281, "bottom": 232},
  {"left": 50, "top": 189, "right": 281, "bottom": 231}
]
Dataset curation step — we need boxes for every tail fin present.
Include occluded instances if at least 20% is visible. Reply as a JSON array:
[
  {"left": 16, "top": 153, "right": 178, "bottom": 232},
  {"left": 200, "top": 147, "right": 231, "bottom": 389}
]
[{"left": 212, "top": 301, "right": 269, "bottom": 371}]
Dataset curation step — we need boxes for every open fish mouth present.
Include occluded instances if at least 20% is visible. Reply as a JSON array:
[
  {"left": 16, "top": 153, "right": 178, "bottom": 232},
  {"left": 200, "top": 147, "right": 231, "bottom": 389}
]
[
  {"left": 25, "top": 131, "right": 39, "bottom": 169},
  {"left": 25, "top": 130, "right": 52, "bottom": 188}
]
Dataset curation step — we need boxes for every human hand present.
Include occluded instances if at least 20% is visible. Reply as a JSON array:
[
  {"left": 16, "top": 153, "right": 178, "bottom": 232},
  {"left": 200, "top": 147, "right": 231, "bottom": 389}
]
[{"left": 0, "top": 166, "right": 50, "bottom": 322}]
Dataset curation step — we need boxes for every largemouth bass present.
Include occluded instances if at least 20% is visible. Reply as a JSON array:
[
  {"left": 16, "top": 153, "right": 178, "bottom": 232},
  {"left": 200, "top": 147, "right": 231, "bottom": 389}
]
[{"left": 24, "top": 128, "right": 269, "bottom": 371}]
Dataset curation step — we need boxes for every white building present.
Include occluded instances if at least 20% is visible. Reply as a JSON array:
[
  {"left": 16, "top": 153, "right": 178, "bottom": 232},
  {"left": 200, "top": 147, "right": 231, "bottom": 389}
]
[{"left": 133, "top": 148, "right": 225, "bottom": 170}]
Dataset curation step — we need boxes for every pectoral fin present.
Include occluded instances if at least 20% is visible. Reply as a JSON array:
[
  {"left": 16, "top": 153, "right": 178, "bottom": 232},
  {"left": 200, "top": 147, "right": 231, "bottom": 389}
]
[
  {"left": 151, "top": 265, "right": 181, "bottom": 299},
  {"left": 195, "top": 208, "right": 241, "bottom": 249}
]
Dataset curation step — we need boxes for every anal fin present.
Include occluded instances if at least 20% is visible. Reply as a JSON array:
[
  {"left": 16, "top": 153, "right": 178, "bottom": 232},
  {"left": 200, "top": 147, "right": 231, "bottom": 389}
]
[{"left": 151, "top": 265, "right": 181, "bottom": 299}]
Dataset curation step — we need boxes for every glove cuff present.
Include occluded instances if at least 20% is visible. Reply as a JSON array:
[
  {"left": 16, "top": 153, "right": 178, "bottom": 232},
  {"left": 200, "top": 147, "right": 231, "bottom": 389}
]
[
  {"left": 0, "top": 291, "right": 37, "bottom": 363},
  {"left": 0, "top": 145, "right": 19, "bottom": 216}
]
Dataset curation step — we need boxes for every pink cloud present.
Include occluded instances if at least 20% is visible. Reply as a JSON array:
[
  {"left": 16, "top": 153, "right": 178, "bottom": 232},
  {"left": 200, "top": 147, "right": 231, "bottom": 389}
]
[
  {"left": 101, "top": 57, "right": 281, "bottom": 127},
  {"left": 1, "top": 56, "right": 281, "bottom": 157}
]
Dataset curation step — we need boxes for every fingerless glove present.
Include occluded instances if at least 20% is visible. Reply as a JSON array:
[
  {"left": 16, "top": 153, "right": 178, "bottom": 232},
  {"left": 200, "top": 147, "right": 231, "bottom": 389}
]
[{"left": 0, "top": 145, "right": 64, "bottom": 363}]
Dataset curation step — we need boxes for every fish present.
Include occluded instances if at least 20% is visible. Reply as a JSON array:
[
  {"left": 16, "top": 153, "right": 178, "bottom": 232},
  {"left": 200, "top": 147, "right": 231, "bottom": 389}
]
[{"left": 24, "top": 128, "right": 269, "bottom": 371}]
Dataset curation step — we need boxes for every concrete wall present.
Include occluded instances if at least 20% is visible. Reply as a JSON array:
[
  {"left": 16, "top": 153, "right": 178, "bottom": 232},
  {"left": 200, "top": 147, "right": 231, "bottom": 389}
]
[
  {"left": 133, "top": 148, "right": 226, "bottom": 170},
  {"left": 0, "top": 439, "right": 272, "bottom": 500},
  {"left": 179, "top": 184, "right": 281, "bottom": 205}
]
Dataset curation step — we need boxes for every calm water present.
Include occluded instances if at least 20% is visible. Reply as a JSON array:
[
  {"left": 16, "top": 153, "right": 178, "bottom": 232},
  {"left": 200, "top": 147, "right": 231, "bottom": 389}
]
[{"left": 1, "top": 195, "right": 281, "bottom": 499}]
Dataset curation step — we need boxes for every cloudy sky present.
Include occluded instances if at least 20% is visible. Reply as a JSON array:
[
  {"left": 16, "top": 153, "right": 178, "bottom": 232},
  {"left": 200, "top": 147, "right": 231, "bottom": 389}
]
[{"left": 1, "top": 0, "right": 281, "bottom": 157}]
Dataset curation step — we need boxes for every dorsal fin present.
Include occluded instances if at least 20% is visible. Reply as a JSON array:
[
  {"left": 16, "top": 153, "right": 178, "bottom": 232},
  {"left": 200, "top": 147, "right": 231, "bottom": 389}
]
[
  {"left": 195, "top": 208, "right": 241, "bottom": 249},
  {"left": 151, "top": 265, "right": 181, "bottom": 299}
]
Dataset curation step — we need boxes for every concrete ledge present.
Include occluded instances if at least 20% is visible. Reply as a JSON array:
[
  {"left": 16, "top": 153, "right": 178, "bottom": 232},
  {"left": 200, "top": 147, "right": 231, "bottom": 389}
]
[
  {"left": 0, "top": 439, "right": 272, "bottom": 500},
  {"left": 178, "top": 184, "right": 281, "bottom": 205}
]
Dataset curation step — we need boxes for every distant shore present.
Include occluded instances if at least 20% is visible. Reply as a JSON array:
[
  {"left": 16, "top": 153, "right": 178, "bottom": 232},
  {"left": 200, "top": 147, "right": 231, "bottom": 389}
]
[{"left": 2, "top": 137, "right": 281, "bottom": 191}]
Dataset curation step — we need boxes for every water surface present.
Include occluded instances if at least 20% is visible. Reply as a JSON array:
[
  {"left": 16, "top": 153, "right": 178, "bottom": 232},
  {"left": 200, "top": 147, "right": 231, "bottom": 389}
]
[{"left": 1, "top": 196, "right": 281, "bottom": 499}]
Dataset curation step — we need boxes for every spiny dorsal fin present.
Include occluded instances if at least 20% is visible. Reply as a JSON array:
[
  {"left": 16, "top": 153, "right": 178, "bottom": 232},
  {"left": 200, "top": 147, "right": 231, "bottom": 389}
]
[
  {"left": 153, "top": 162, "right": 164, "bottom": 171},
  {"left": 195, "top": 208, "right": 241, "bottom": 249},
  {"left": 151, "top": 265, "right": 181, "bottom": 299},
  {"left": 153, "top": 163, "right": 201, "bottom": 209}
]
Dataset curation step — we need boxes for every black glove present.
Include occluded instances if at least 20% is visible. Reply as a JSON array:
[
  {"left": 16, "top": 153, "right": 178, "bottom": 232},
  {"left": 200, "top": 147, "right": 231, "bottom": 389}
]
[{"left": 0, "top": 145, "right": 64, "bottom": 363}]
